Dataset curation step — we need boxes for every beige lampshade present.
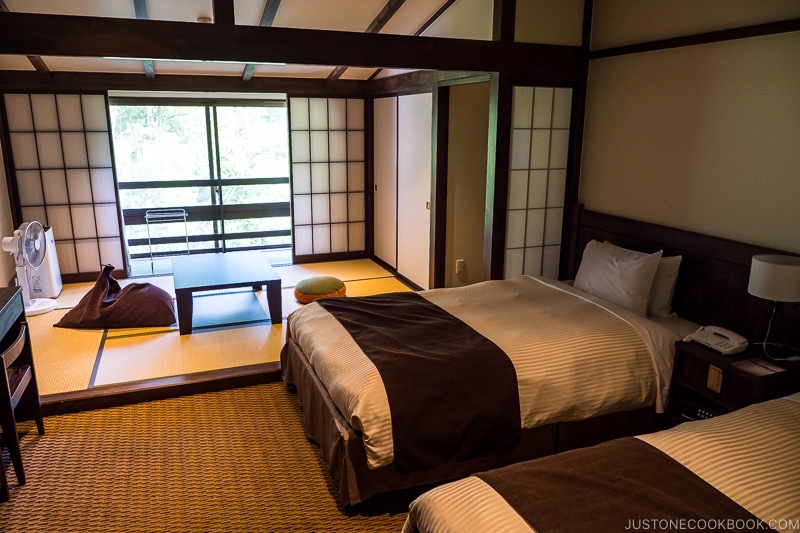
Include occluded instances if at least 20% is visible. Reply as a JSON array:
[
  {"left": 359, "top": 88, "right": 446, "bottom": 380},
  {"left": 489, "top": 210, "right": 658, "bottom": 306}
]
[{"left": 747, "top": 254, "right": 800, "bottom": 302}]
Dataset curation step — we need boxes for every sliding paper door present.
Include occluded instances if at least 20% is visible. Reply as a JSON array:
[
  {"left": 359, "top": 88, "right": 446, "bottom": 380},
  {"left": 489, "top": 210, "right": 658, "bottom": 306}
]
[
  {"left": 373, "top": 97, "right": 398, "bottom": 268},
  {"left": 289, "top": 97, "right": 366, "bottom": 260},
  {"left": 3, "top": 93, "right": 123, "bottom": 279}
]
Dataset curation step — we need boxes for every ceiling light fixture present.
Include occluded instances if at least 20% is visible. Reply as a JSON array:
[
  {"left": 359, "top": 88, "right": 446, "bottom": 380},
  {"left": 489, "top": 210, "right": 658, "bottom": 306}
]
[{"left": 197, "top": 15, "right": 212, "bottom": 24}]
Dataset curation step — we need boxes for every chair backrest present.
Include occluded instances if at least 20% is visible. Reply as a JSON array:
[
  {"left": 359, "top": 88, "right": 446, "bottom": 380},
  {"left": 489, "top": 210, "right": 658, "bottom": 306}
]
[{"left": 2, "top": 322, "right": 28, "bottom": 371}]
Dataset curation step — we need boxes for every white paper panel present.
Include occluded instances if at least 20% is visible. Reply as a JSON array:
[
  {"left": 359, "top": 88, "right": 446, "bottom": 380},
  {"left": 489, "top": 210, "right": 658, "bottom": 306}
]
[
  {"left": 527, "top": 170, "right": 548, "bottom": 208},
  {"left": 46, "top": 205, "right": 73, "bottom": 239},
  {"left": 523, "top": 247, "right": 543, "bottom": 277},
  {"left": 348, "top": 222, "right": 365, "bottom": 251},
  {"left": 95, "top": 204, "right": 120, "bottom": 237},
  {"left": 16, "top": 170, "right": 43, "bottom": 206},
  {"left": 81, "top": 95, "right": 108, "bottom": 131},
  {"left": 552, "top": 88, "right": 573, "bottom": 129},
  {"left": 310, "top": 163, "right": 329, "bottom": 193},
  {"left": 329, "top": 163, "right": 348, "bottom": 192},
  {"left": 331, "top": 223, "right": 348, "bottom": 253},
  {"left": 309, "top": 131, "right": 329, "bottom": 162},
  {"left": 41, "top": 170, "right": 69, "bottom": 204},
  {"left": 508, "top": 170, "right": 528, "bottom": 210},
  {"left": 292, "top": 163, "right": 312, "bottom": 195},
  {"left": 55, "top": 241, "right": 78, "bottom": 274},
  {"left": 309, "top": 98, "right": 328, "bottom": 130},
  {"left": 71, "top": 205, "right": 97, "bottom": 239},
  {"left": 542, "top": 245, "right": 561, "bottom": 278},
  {"left": 294, "top": 225, "right": 313, "bottom": 256},
  {"left": 291, "top": 131, "right": 311, "bottom": 162},
  {"left": 75, "top": 239, "right": 101, "bottom": 272},
  {"left": 312, "top": 225, "right": 331, "bottom": 254},
  {"left": 86, "top": 132, "right": 112, "bottom": 167},
  {"left": 99, "top": 237, "right": 124, "bottom": 268},
  {"left": 329, "top": 131, "right": 347, "bottom": 161},
  {"left": 372, "top": 97, "right": 397, "bottom": 267},
  {"left": 293, "top": 195, "right": 312, "bottom": 226},
  {"left": 36, "top": 132, "right": 64, "bottom": 169},
  {"left": 56, "top": 94, "right": 84, "bottom": 131},
  {"left": 4, "top": 94, "right": 34, "bottom": 131},
  {"left": 530, "top": 130, "right": 551, "bottom": 169},
  {"left": 532, "top": 88, "right": 554, "bottom": 129},
  {"left": 510, "top": 129, "right": 531, "bottom": 170},
  {"left": 544, "top": 207, "right": 563, "bottom": 245},
  {"left": 31, "top": 94, "right": 59, "bottom": 131},
  {"left": 549, "top": 129, "right": 570, "bottom": 169},
  {"left": 90, "top": 168, "right": 117, "bottom": 203},
  {"left": 328, "top": 99, "right": 347, "bottom": 130},
  {"left": 330, "top": 193, "right": 348, "bottom": 223},
  {"left": 504, "top": 247, "right": 524, "bottom": 279},
  {"left": 506, "top": 210, "right": 526, "bottom": 249},
  {"left": 10, "top": 133, "right": 39, "bottom": 168},
  {"left": 347, "top": 131, "right": 365, "bottom": 161},
  {"left": 525, "top": 209, "right": 545, "bottom": 247},
  {"left": 311, "top": 194, "right": 330, "bottom": 224},
  {"left": 348, "top": 192, "right": 365, "bottom": 221},
  {"left": 512, "top": 87, "right": 533, "bottom": 129},
  {"left": 66, "top": 169, "right": 93, "bottom": 203},
  {"left": 290, "top": 98, "right": 309, "bottom": 130},
  {"left": 61, "top": 132, "right": 89, "bottom": 168},
  {"left": 547, "top": 170, "right": 567, "bottom": 207},
  {"left": 348, "top": 162, "right": 365, "bottom": 191},
  {"left": 21, "top": 206, "right": 47, "bottom": 225},
  {"left": 346, "top": 99, "right": 364, "bottom": 129}
]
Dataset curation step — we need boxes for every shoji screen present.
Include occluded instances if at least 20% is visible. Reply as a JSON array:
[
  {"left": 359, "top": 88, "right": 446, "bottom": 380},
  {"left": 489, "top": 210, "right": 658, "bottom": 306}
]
[
  {"left": 373, "top": 97, "right": 398, "bottom": 268},
  {"left": 3, "top": 93, "right": 123, "bottom": 278},
  {"left": 289, "top": 97, "right": 366, "bottom": 258},
  {"left": 505, "top": 87, "right": 572, "bottom": 279}
]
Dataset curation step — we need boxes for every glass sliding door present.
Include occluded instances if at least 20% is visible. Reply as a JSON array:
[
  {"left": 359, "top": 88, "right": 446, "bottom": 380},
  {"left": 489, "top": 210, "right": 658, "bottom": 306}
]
[{"left": 109, "top": 99, "right": 290, "bottom": 272}]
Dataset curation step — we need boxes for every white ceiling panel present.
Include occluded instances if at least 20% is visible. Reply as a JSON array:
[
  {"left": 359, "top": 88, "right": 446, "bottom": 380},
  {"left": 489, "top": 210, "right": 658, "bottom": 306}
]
[
  {"left": 42, "top": 56, "right": 146, "bottom": 74},
  {"left": 0, "top": 55, "right": 36, "bottom": 71},
  {"left": 273, "top": 0, "right": 387, "bottom": 32},
  {"left": 252, "top": 64, "right": 337, "bottom": 79},
  {"left": 147, "top": 0, "right": 214, "bottom": 23},
  {"left": 233, "top": 0, "right": 268, "bottom": 26},
  {"left": 4, "top": 0, "right": 134, "bottom": 18},
  {"left": 422, "top": 0, "right": 492, "bottom": 40},
  {"left": 339, "top": 67, "right": 380, "bottom": 80},
  {"left": 374, "top": 68, "right": 418, "bottom": 80},
  {"left": 153, "top": 60, "right": 248, "bottom": 75},
  {"left": 381, "top": 0, "right": 445, "bottom": 35}
]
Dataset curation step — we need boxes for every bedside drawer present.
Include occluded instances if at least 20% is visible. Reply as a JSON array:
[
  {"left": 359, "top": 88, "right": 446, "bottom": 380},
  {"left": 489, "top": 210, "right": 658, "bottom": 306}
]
[{"left": 677, "top": 355, "right": 759, "bottom": 410}]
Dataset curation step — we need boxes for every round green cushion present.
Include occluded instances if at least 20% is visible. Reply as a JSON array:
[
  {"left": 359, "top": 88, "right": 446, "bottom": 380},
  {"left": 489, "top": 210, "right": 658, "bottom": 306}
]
[{"left": 294, "top": 276, "right": 346, "bottom": 304}]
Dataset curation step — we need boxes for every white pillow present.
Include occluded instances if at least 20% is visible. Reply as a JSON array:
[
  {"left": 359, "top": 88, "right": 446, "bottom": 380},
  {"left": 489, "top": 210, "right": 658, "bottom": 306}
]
[
  {"left": 574, "top": 240, "right": 662, "bottom": 316},
  {"left": 603, "top": 241, "right": 682, "bottom": 318}
]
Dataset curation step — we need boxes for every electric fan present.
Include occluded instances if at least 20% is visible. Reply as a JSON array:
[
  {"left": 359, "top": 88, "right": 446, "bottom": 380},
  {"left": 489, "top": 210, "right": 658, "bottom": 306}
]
[{"left": 2, "top": 221, "right": 58, "bottom": 316}]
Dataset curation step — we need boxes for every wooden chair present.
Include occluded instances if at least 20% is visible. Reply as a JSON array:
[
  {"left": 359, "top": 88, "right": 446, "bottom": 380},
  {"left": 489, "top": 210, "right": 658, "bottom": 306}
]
[{"left": 1, "top": 322, "right": 44, "bottom": 501}]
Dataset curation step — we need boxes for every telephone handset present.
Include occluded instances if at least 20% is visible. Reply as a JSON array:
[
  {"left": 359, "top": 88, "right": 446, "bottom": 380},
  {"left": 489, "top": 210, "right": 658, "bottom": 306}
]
[{"left": 685, "top": 326, "right": 748, "bottom": 355}]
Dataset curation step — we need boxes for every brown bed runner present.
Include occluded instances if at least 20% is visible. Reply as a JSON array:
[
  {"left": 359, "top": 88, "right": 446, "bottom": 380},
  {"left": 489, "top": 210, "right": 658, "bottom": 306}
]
[
  {"left": 317, "top": 292, "right": 521, "bottom": 474},
  {"left": 476, "top": 437, "right": 774, "bottom": 533}
]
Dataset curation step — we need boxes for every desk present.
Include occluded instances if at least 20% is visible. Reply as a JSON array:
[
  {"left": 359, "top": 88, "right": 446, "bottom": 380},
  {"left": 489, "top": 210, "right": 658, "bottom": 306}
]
[{"left": 172, "top": 251, "right": 282, "bottom": 335}]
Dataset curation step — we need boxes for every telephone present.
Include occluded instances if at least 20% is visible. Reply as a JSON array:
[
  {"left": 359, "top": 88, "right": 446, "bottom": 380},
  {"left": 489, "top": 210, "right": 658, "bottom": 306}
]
[{"left": 685, "top": 326, "right": 748, "bottom": 355}]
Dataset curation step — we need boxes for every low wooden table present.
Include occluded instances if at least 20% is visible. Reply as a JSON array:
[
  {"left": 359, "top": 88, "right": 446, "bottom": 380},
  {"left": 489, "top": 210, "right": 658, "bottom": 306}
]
[{"left": 172, "top": 251, "right": 282, "bottom": 335}]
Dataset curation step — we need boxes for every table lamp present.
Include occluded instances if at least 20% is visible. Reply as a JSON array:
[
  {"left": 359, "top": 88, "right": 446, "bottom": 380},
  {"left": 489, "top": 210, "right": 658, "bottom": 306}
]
[{"left": 747, "top": 254, "right": 800, "bottom": 358}]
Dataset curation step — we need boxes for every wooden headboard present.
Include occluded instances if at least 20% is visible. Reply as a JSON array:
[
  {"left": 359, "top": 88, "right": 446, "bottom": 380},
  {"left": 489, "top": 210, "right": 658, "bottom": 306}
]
[{"left": 566, "top": 205, "right": 800, "bottom": 347}]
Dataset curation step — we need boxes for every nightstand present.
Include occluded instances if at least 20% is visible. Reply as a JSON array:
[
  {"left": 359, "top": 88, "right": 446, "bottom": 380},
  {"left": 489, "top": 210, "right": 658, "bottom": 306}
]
[{"left": 668, "top": 341, "right": 800, "bottom": 426}]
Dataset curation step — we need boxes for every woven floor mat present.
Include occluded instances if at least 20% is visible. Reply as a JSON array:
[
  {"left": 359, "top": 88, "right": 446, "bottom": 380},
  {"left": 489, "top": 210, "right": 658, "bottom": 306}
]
[{"left": 0, "top": 383, "right": 410, "bottom": 532}]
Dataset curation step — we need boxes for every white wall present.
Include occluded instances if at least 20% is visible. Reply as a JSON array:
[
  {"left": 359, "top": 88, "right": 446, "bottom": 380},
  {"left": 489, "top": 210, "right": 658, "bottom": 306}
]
[
  {"left": 580, "top": 30, "right": 800, "bottom": 253},
  {"left": 0, "top": 146, "right": 15, "bottom": 285}
]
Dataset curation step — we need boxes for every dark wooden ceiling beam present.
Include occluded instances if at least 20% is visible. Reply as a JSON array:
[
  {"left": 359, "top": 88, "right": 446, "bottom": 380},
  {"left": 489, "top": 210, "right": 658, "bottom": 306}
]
[
  {"left": 0, "top": 70, "right": 370, "bottom": 95},
  {"left": 242, "top": 0, "right": 282, "bottom": 82},
  {"left": 0, "top": 0, "right": 50, "bottom": 76},
  {"left": 213, "top": 0, "right": 235, "bottom": 25},
  {"left": 0, "top": 12, "right": 585, "bottom": 77},
  {"left": 132, "top": 0, "right": 155, "bottom": 79},
  {"left": 492, "top": 0, "right": 516, "bottom": 42}
]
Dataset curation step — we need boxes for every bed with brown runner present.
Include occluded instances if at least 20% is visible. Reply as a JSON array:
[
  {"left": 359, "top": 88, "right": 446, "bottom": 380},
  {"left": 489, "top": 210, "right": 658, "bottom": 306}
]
[
  {"left": 280, "top": 205, "right": 800, "bottom": 506},
  {"left": 402, "top": 393, "right": 800, "bottom": 533}
]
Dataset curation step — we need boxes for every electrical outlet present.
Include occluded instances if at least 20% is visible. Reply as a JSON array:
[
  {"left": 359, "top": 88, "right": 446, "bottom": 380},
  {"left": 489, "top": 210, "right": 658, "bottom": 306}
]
[{"left": 456, "top": 259, "right": 465, "bottom": 274}]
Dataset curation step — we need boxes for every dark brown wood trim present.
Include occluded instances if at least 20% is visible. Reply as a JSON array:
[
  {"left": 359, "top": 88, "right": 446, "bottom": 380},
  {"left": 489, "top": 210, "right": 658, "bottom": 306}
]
[
  {"left": 590, "top": 18, "right": 800, "bottom": 59},
  {"left": 26, "top": 55, "right": 51, "bottom": 76},
  {"left": 242, "top": 0, "right": 282, "bottom": 81},
  {"left": 42, "top": 362, "right": 282, "bottom": 416},
  {"left": 484, "top": 74, "right": 513, "bottom": 280},
  {"left": 212, "top": 0, "right": 235, "bottom": 25},
  {"left": 368, "top": 255, "right": 422, "bottom": 291},
  {"left": 581, "top": 0, "right": 593, "bottom": 52},
  {"left": 431, "top": 86, "right": 449, "bottom": 288},
  {"left": 493, "top": 0, "right": 516, "bottom": 42},
  {"left": 0, "top": 70, "right": 370, "bottom": 95},
  {"left": 292, "top": 250, "right": 369, "bottom": 265},
  {"left": 0, "top": 12, "right": 585, "bottom": 76}
]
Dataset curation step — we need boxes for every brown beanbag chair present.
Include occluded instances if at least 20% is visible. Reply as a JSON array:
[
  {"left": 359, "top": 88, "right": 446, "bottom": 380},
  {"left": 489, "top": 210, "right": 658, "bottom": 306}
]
[{"left": 55, "top": 264, "right": 176, "bottom": 329}]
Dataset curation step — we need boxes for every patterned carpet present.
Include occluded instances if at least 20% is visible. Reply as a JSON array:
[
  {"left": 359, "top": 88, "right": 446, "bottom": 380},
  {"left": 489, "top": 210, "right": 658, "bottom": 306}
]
[{"left": 0, "top": 383, "right": 413, "bottom": 532}]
